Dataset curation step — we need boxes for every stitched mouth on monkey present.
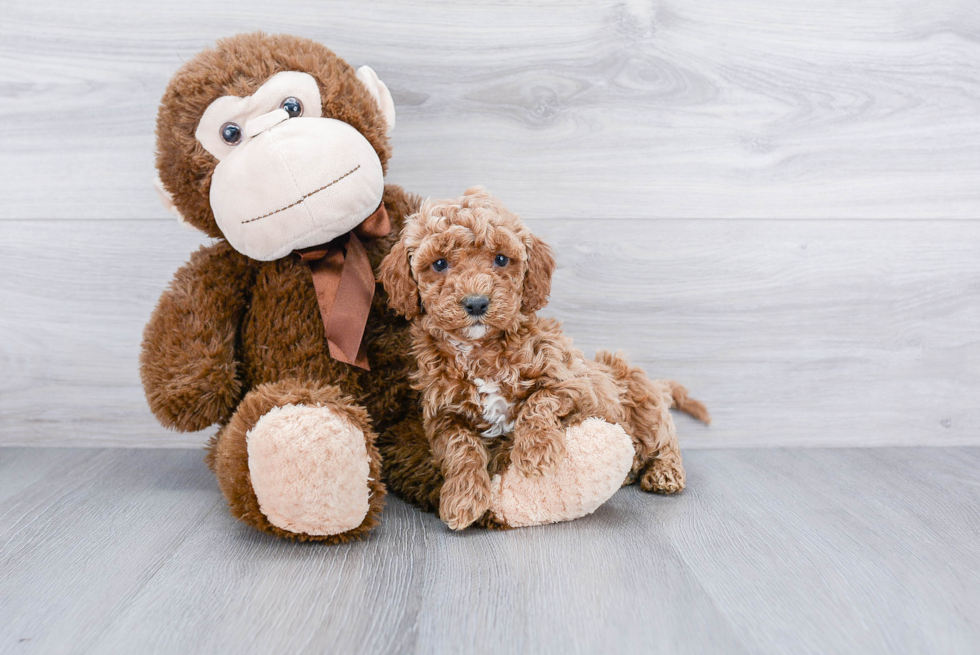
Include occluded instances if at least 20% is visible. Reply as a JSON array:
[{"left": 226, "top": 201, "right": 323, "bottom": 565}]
[
  {"left": 208, "top": 117, "right": 384, "bottom": 261},
  {"left": 239, "top": 163, "right": 363, "bottom": 226}
]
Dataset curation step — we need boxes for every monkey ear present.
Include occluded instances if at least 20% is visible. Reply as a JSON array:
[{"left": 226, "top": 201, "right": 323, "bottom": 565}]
[
  {"left": 521, "top": 234, "right": 556, "bottom": 314},
  {"left": 153, "top": 174, "right": 192, "bottom": 228},
  {"left": 356, "top": 65, "right": 396, "bottom": 133},
  {"left": 379, "top": 236, "right": 421, "bottom": 319}
]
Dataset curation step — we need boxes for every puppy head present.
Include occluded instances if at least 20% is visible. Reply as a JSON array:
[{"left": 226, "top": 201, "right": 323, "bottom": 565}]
[{"left": 379, "top": 187, "right": 555, "bottom": 338}]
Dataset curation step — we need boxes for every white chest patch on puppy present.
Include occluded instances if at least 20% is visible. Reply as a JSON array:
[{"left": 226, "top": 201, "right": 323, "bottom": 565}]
[
  {"left": 462, "top": 324, "right": 487, "bottom": 340},
  {"left": 473, "top": 378, "right": 515, "bottom": 438}
]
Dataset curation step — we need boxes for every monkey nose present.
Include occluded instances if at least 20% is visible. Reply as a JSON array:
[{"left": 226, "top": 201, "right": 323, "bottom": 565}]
[{"left": 245, "top": 108, "right": 290, "bottom": 138}]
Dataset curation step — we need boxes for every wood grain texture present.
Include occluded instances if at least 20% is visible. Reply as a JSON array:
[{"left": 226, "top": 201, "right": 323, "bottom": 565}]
[
  {"left": 1, "top": 0, "right": 979, "bottom": 219},
  {"left": 1, "top": 218, "right": 977, "bottom": 448},
  {"left": 1, "top": 446, "right": 978, "bottom": 654}
]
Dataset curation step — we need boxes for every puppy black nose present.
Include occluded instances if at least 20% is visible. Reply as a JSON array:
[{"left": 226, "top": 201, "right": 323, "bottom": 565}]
[{"left": 461, "top": 295, "right": 490, "bottom": 317}]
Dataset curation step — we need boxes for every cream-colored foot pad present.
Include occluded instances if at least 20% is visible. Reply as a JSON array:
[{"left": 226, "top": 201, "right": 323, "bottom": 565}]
[
  {"left": 247, "top": 403, "right": 371, "bottom": 536},
  {"left": 489, "top": 417, "right": 634, "bottom": 528}
]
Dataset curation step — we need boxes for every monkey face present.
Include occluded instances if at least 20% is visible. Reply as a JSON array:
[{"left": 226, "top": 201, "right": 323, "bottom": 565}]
[
  {"left": 154, "top": 34, "right": 398, "bottom": 258},
  {"left": 193, "top": 71, "right": 388, "bottom": 261}
]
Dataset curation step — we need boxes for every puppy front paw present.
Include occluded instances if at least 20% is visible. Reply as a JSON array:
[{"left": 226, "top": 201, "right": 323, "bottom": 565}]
[
  {"left": 512, "top": 427, "right": 566, "bottom": 478},
  {"left": 439, "top": 474, "right": 491, "bottom": 531}
]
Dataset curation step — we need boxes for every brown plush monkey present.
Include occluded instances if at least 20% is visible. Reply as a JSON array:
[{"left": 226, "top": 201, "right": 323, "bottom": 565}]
[{"left": 143, "top": 33, "right": 636, "bottom": 541}]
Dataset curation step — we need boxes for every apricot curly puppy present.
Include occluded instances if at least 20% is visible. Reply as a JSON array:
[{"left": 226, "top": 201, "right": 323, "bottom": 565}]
[{"left": 379, "top": 187, "right": 710, "bottom": 530}]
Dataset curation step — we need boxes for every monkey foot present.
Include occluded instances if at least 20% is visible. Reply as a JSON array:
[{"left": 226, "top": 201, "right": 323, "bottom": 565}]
[
  {"left": 247, "top": 403, "right": 373, "bottom": 536},
  {"left": 488, "top": 417, "right": 634, "bottom": 528}
]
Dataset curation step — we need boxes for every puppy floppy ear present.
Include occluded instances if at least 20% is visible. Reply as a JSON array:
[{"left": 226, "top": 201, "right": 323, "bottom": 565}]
[
  {"left": 521, "top": 234, "right": 556, "bottom": 313},
  {"left": 379, "top": 237, "right": 421, "bottom": 319}
]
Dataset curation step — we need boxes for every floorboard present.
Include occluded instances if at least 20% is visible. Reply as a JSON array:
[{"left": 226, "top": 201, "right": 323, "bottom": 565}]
[{"left": 1, "top": 446, "right": 977, "bottom": 654}]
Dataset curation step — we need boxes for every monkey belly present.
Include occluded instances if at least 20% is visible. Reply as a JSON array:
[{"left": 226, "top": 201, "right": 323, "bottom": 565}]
[{"left": 239, "top": 257, "right": 415, "bottom": 421}]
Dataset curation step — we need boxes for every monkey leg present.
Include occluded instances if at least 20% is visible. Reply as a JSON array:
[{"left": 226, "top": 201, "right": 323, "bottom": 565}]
[
  {"left": 375, "top": 405, "right": 443, "bottom": 514},
  {"left": 484, "top": 417, "right": 634, "bottom": 529},
  {"left": 206, "top": 379, "right": 385, "bottom": 542}
]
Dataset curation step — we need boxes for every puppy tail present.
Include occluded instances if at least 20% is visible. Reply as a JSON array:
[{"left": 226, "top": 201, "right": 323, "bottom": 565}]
[
  {"left": 594, "top": 350, "right": 711, "bottom": 425},
  {"left": 661, "top": 380, "right": 711, "bottom": 425}
]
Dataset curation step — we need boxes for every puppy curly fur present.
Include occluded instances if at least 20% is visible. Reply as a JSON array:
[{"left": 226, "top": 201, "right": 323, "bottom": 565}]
[{"left": 379, "top": 187, "right": 710, "bottom": 530}]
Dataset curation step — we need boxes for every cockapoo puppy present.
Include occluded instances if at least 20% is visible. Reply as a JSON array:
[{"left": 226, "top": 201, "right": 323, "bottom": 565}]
[{"left": 379, "top": 187, "right": 709, "bottom": 530}]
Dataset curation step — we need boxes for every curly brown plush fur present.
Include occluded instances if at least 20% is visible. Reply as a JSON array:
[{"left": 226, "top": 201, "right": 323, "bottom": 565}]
[
  {"left": 379, "top": 187, "right": 710, "bottom": 530},
  {"left": 142, "top": 33, "right": 441, "bottom": 541}
]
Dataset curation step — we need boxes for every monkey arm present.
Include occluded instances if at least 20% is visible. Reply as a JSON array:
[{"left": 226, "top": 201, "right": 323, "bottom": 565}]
[{"left": 140, "top": 241, "right": 253, "bottom": 432}]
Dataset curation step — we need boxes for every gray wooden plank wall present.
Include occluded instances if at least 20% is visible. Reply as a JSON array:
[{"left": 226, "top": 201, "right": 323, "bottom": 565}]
[{"left": 1, "top": 0, "right": 978, "bottom": 447}]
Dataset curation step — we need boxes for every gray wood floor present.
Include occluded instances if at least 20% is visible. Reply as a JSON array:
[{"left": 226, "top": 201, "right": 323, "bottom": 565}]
[{"left": 1, "top": 446, "right": 978, "bottom": 654}]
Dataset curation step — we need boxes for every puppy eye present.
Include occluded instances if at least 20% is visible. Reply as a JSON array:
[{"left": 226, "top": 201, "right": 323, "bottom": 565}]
[
  {"left": 280, "top": 97, "right": 303, "bottom": 118},
  {"left": 493, "top": 254, "right": 509, "bottom": 267},
  {"left": 220, "top": 122, "right": 242, "bottom": 145},
  {"left": 431, "top": 259, "right": 449, "bottom": 272}
]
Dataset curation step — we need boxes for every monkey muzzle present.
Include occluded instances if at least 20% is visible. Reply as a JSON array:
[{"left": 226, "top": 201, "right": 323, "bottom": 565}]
[{"left": 208, "top": 113, "right": 386, "bottom": 261}]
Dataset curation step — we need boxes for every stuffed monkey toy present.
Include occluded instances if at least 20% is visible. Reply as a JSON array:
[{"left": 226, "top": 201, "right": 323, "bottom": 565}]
[{"left": 142, "top": 32, "right": 636, "bottom": 540}]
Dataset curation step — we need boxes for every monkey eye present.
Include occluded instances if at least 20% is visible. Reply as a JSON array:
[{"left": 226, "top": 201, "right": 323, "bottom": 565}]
[
  {"left": 280, "top": 97, "right": 303, "bottom": 118},
  {"left": 431, "top": 259, "right": 449, "bottom": 272},
  {"left": 220, "top": 122, "right": 242, "bottom": 145},
  {"left": 493, "top": 254, "right": 510, "bottom": 267}
]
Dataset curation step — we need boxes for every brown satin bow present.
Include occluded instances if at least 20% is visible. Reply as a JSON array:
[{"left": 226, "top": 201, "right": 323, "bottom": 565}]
[{"left": 293, "top": 202, "right": 391, "bottom": 370}]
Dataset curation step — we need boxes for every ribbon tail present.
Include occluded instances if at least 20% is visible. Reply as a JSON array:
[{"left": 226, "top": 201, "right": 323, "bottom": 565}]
[
  {"left": 296, "top": 202, "right": 388, "bottom": 372},
  {"left": 324, "top": 231, "right": 375, "bottom": 368},
  {"left": 327, "top": 339, "right": 370, "bottom": 370}
]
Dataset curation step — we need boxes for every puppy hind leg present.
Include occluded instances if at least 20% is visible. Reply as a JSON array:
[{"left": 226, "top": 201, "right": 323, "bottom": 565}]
[
  {"left": 636, "top": 395, "right": 686, "bottom": 495},
  {"left": 595, "top": 350, "right": 686, "bottom": 494},
  {"left": 645, "top": 381, "right": 711, "bottom": 492}
]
